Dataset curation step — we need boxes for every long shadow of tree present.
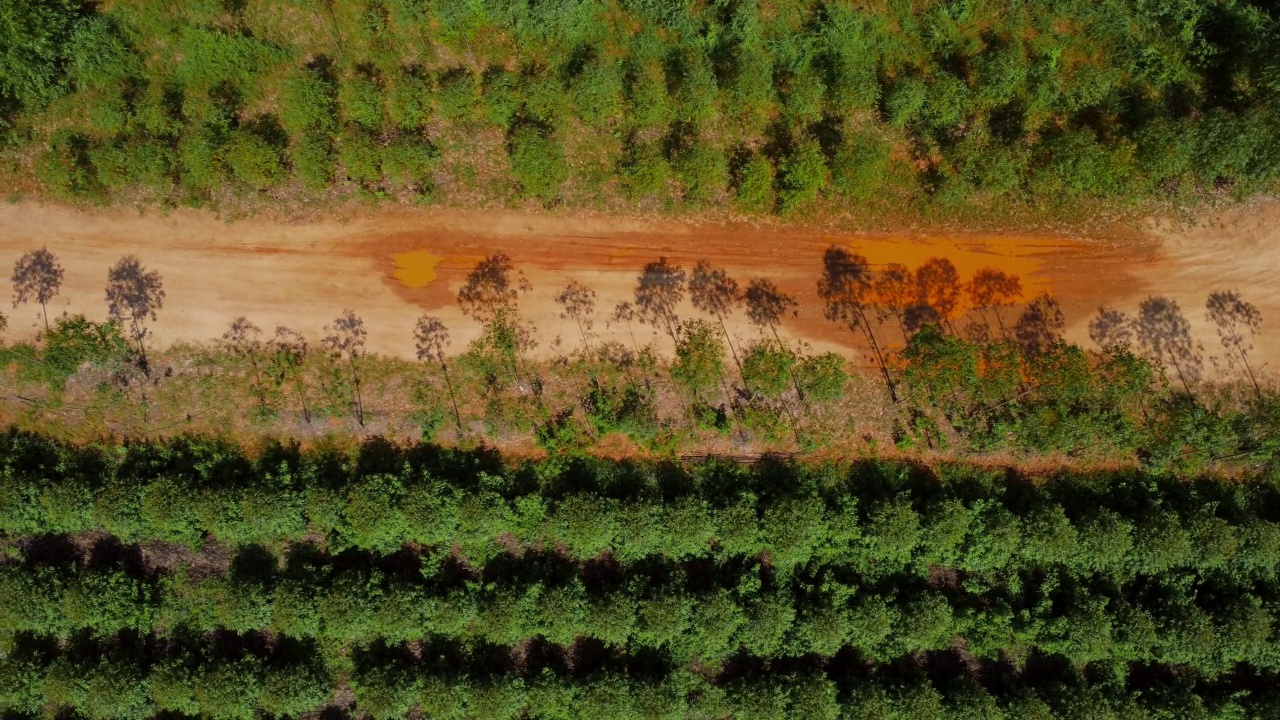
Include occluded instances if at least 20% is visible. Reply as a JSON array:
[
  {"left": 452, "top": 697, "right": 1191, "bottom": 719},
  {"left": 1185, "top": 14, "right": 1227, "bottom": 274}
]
[
  {"left": 913, "top": 257, "right": 961, "bottom": 335},
  {"left": 322, "top": 310, "right": 367, "bottom": 427},
  {"left": 105, "top": 255, "right": 164, "bottom": 370},
  {"left": 1013, "top": 293, "right": 1065, "bottom": 358},
  {"left": 818, "top": 246, "right": 897, "bottom": 402},
  {"left": 633, "top": 257, "right": 686, "bottom": 347},
  {"left": 1134, "top": 296, "right": 1202, "bottom": 394},
  {"left": 1088, "top": 306, "right": 1134, "bottom": 351},
  {"left": 967, "top": 267, "right": 1022, "bottom": 340},
  {"left": 873, "top": 262, "right": 913, "bottom": 342},
  {"left": 555, "top": 280, "right": 597, "bottom": 353},
  {"left": 414, "top": 315, "right": 462, "bottom": 434},
  {"left": 689, "top": 261, "right": 743, "bottom": 372},
  {"left": 1206, "top": 290, "right": 1263, "bottom": 396},
  {"left": 457, "top": 252, "right": 531, "bottom": 322},
  {"left": 743, "top": 277, "right": 806, "bottom": 403},
  {"left": 11, "top": 246, "right": 64, "bottom": 331}
]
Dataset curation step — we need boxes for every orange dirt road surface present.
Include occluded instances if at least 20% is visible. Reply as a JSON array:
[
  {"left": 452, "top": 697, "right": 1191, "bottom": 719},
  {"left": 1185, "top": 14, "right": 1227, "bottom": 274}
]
[{"left": 0, "top": 201, "right": 1277, "bottom": 374}]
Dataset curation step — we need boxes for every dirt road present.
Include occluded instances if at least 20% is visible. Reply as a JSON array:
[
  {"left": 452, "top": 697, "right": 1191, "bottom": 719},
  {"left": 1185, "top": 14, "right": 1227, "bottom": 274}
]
[{"left": 0, "top": 201, "right": 1276, "bottom": 375}]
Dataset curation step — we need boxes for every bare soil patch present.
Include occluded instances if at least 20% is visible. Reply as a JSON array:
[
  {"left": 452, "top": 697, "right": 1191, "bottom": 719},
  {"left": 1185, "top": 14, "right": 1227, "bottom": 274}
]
[{"left": 0, "top": 201, "right": 1274, "bottom": 370}]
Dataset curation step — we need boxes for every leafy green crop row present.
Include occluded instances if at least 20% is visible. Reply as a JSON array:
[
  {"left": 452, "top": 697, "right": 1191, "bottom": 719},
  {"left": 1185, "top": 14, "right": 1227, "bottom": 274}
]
[
  {"left": 4, "top": 431, "right": 1280, "bottom": 579},
  {"left": 5, "top": 0, "right": 1280, "bottom": 214},
  {"left": 2, "top": 631, "right": 1276, "bottom": 720},
  {"left": 4, "top": 540, "right": 1280, "bottom": 674}
]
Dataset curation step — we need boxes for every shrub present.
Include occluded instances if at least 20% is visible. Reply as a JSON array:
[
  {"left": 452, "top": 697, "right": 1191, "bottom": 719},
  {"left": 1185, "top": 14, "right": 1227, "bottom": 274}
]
[
  {"left": 387, "top": 71, "right": 432, "bottom": 130},
  {"left": 619, "top": 140, "right": 670, "bottom": 200},
  {"left": 224, "top": 130, "right": 284, "bottom": 189},
  {"left": 339, "top": 73, "right": 384, "bottom": 130},
  {"left": 671, "top": 319, "right": 725, "bottom": 401},
  {"left": 281, "top": 71, "right": 338, "bottom": 135},
  {"left": 796, "top": 352, "right": 848, "bottom": 402},
  {"left": 381, "top": 136, "right": 437, "bottom": 189},
  {"left": 292, "top": 132, "right": 334, "bottom": 190},
  {"left": 734, "top": 151, "right": 775, "bottom": 213},
  {"left": 437, "top": 68, "right": 477, "bottom": 122},
  {"left": 778, "top": 137, "right": 828, "bottom": 214},
  {"left": 672, "top": 142, "right": 728, "bottom": 204},
  {"left": 573, "top": 60, "right": 624, "bottom": 127},
  {"left": 742, "top": 339, "right": 797, "bottom": 399},
  {"left": 338, "top": 128, "right": 381, "bottom": 184},
  {"left": 508, "top": 126, "right": 567, "bottom": 201}
]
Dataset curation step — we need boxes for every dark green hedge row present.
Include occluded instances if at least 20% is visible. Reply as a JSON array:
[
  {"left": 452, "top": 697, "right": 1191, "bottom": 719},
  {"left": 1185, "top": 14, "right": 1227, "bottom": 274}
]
[
  {"left": 2, "top": 631, "right": 1276, "bottom": 720},
  {"left": 4, "top": 540, "right": 1280, "bottom": 675},
  {"left": 4, "top": 432, "right": 1280, "bottom": 579}
]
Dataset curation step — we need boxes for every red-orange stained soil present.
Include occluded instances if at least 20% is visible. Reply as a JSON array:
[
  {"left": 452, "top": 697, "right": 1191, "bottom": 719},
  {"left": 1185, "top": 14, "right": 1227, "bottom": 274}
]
[{"left": 0, "top": 201, "right": 1273, "bottom": 374}]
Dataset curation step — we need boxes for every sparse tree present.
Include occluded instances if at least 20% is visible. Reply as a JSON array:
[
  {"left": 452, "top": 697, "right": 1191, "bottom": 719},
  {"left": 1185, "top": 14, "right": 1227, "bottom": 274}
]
[
  {"left": 1134, "top": 296, "right": 1202, "bottom": 394},
  {"left": 322, "top": 310, "right": 368, "bottom": 427},
  {"left": 555, "top": 280, "right": 597, "bottom": 351},
  {"left": 1089, "top": 307, "right": 1133, "bottom": 351},
  {"left": 104, "top": 255, "right": 164, "bottom": 368},
  {"left": 611, "top": 301, "right": 641, "bottom": 357},
  {"left": 11, "top": 246, "right": 64, "bottom": 331},
  {"left": 270, "top": 326, "right": 311, "bottom": 424},
  {"left": 743, "top": 278, "right": 804, "bottom": 401},
  {"left": 457, "top": 252, "right": 531, "bottom": 322},
  {"left": 690, "top": 261, "right": 743, "bottom": 372},
  {"left": 414, "top": 315, "right": 462, "bottom": 433},
  {"left": 818, "top": 247, "right": 897, "bottom": 402},
  {"left": 967, "top": 268, "right": 1022, "bottom": 338},
  {"left": 671, "top": 318, "right": 725, "bottom": 402},
  {"left": 1206, "top": 290, "right": 1263, "bottom": 395},
  {"left": 634, "top": 257, "right": 687, "bottom": 345},
  {"left": 222, "top": 317, "right": 271, "bottom": 416}
]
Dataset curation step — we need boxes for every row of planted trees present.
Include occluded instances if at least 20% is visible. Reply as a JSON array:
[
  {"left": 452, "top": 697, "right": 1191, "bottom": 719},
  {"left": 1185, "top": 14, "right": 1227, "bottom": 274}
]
[
  {"left": 10, "top": 0, "right": 1280, "bottom": 216},
  {"left": 5, "top": 434, "right": 1280, "bottom": 718}
]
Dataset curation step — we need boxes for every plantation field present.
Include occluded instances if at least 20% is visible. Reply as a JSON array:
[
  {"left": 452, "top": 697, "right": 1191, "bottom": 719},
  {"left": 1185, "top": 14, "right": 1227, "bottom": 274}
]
[
  {"left": 4, "top": 0, "right": 1280, "bottom": 716},
  {"left": 4, "top": 434, "right": 1280, "bottom": 719}
]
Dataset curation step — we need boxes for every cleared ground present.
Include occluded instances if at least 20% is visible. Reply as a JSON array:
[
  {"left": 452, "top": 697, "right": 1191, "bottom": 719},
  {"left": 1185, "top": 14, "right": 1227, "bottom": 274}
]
[{"left": 0, "top": 201, "right": 1275, "bottom": 372}]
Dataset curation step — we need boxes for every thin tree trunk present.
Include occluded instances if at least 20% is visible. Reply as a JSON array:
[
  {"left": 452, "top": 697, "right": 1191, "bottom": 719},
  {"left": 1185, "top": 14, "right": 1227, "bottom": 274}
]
[
  {"left": 992, "top": 306, "right": 1008, "bottom": 339},
  {"left": 441, "top": 362, "right": 463, "bottom": 434},
  {"left": 770, "top": 324, "right": 806, "bottom": 404},
  {"left": 1237, "top": 345, "right": 1262, "bottom": 398},
  {"left": 248, "top": 355, "right": 269, "bottom": 414},
  {"left": 855, "top": 307, "right": 898, "bottom": 403},
  {"left": 1168, "top": 353, "right": 1192, "bottom": 396},
  {"left": 348, "top": 355, "right": 365, "bottom": 427},
  {"left": 575, "top": 317, "right": 591, "bottom": 353},
  {"left": 40, "top": 301, "right": 48, "bottom": 332},
  {"left": 295, "top": 376, "right": 312, "bottom": 424},
  {"left": 716, "top": 312, "right": 742, "bottom": 373},
  {"left": 625, "top": 320, "right": 640, "bottom": 358}
]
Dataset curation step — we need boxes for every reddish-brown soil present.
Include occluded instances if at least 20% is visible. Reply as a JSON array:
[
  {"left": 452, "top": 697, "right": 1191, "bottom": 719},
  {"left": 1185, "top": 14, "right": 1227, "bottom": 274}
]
[{"left": 0, "top": 201, "right": 1275, "bottom": 372}]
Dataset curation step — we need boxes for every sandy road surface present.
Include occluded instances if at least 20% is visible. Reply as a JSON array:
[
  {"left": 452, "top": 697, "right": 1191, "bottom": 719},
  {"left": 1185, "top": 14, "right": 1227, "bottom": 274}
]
[{"left": 0, "top": 201, "right": 1275, "bottom": 374}]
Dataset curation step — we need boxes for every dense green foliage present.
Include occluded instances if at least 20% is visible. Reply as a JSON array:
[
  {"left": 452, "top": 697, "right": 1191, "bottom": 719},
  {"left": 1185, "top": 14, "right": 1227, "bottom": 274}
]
[
  {"left": 5, "top": 0, "right": 1280, "bottom": 214},
  {"left": 5, "top": 434, "right": 1280, "bottom": 717}
]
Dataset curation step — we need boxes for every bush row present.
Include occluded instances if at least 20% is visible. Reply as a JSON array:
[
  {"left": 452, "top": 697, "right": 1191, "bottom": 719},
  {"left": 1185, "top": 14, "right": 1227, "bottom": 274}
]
[
  {"left": 4, "top": 432, "right": 1280, "bottom": 579},
  {"left": 4, "top": 546, "right": 1278, "bottom": 674},
  {"left": 7, "top": 1, "right": 1280, "bottom": 211},
  {"left": 2, "top": 633, "right": 1276, "bottom": 720}
]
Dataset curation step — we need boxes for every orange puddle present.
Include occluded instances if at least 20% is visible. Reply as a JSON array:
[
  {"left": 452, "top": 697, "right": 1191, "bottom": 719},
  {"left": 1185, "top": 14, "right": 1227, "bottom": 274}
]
[
  {"left": 831, "top": 234, "right": 1078, "bottom": 310},
  {"left": 390, "top": 250, "right": 442, "bottom": 288}
]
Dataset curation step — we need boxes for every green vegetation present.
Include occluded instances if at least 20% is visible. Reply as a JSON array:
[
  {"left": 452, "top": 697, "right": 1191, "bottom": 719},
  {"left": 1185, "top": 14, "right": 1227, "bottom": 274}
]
[
  {"left": 4, "top": 0, "right": 1280, "bottom": 217},
  {"left": 5, "top": 434, "right": 1280, "bottom": 717},
  {"left": 3, "top": 250, "right": 1280, "bottom": 718}
]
